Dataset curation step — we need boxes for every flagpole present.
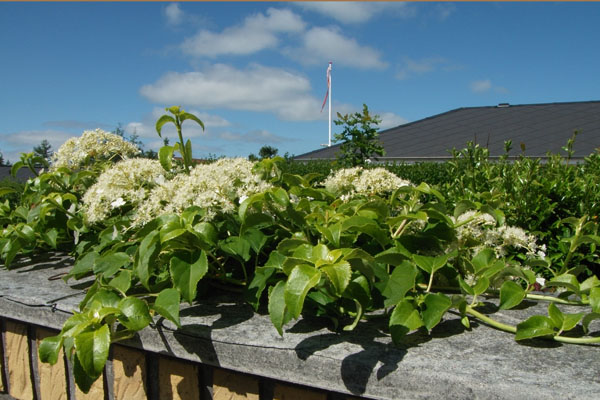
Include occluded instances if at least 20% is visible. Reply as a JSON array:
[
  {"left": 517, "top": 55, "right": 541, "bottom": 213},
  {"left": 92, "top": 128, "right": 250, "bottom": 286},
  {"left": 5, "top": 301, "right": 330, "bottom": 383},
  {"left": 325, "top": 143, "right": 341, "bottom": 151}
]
[{"left": 328, "top": 62, "right": 332, "bottom": 147}]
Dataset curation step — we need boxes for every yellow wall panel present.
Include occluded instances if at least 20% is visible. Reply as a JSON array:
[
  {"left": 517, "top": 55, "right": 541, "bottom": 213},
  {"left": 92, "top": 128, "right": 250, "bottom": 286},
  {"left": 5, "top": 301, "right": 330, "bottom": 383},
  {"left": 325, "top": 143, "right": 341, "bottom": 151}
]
[
  {"left": 273, "top": 383, "right": 327, "bottom": 400},
  {"left": 5, "top": 321, "right": 33, "bottom": 400},
  {"left": 213, "top": 368, "right": 259, "bottom": 400},
  {"left": 158, "top": 357, "right": 199, "bottom": 400},
  {"left": 112, "top": 345, "right": 147, "bottom": 400},
  {"left": 37, "top": 328, "right": 67, "bottom": 400}
]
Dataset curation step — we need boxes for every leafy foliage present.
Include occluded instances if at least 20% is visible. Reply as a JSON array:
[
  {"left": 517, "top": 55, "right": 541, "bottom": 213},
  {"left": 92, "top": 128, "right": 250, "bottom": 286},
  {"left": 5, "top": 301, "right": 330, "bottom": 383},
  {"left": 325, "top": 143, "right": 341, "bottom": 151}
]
[
  {"left": 334, "top": 104, "right": 385, "bottom": 167},
  {"left": 1, "top": 109, "right": 599, "bottom": 393}
]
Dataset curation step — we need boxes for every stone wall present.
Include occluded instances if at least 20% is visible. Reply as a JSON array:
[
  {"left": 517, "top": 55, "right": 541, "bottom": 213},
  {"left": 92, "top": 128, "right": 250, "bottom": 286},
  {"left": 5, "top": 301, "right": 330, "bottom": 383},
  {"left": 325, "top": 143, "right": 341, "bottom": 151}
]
[{"left": 1, "top": 253, "right": 598, "bottom": 400}]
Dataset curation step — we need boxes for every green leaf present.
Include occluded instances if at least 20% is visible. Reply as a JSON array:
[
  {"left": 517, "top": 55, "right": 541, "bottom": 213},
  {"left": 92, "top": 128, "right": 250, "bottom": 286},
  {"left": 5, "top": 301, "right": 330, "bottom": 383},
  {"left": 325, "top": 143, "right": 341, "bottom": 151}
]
[
  {"left": 548, "top": 302, "right": 564, "bottom": 329},
  {"left": 321, "top": 261, "right": 352, "bottom": 296},
  {"left": 73, "top": 353, "right": 98, "bottom": 394},
  {"left": 268, "top": 281, "right": 289, "bottom": 336},
  {"left": 65, "top": 251, "right": 100, "bottom": 279},
  {"left": 590, "top": 287, "right": 600, "bottom": 313},
  {"left": 582, "top": 312, "right": 600, "bottom": 334},
  {"left": 412, "top": 253, "right": 451, "bottom": 275},
  {"left": 220, "top": 236, "right": 251, "bottom": 262},
  {"left": 93, "top": 252, "right": 130, "bottom": 278},
  {"left": 580, "top": 276, "right": 600, "bottom": 293},
  {"left": 422, "top": 292, "right": 452, "bottom": 331},
  {"left": 84, "top": 289, "right": 121, "bottom": 311},
  {"left": 179, "top": 112, "right": 205, "bottom": 130},
  {"left": 158, "top": 145, "right": 175, "bottom": 172},
  {"left": 75, "top": 324, "right": 110, "bottom": 378},
  {"left": 499, "top": 280, "right": 525, "bottom": 310},
  {"left": 108, "top": 270, "right": 132, "bottom": 294},
  {"left": 155, "top": 115, "right": 176, "bottom": 137},
  {"left": 170, "top": 251, "right": 208, "bottom": 304},
  {"left": 38, "top": 335, "right": 63, "bottom": 365},
  {"left": 118, "top": 297, "right": 152, "bottom": 331},
  {"left": 153, "top": 288, "right": 181, "bottom": 328},
  {"left": 245, "top": 266, "right": 276, "bottom": 310},
  {"left": 515, "top": 316, "right": 556, "bottom": 341},
  {"left": 134, "top": 230, "right": 160, "bottom": 290},
  {"left": 546, "top": 274, "right": 580, "bottom": 295},
  {"left": 284, "top": 264, "right": 322, "bottom": 318},
  {"left": 389, "top": 299, "right": 423, "bottom": 344},
  {"left": 471, "top": 248, "right": 495, "bottom": 274},
  {"left": 382, "top": 261, "right": 417, "bottom": 307},
  {"left": 40, "top": 228, "right": 59, "bottom": 249},
  {"left": 16, "top": 224, "right": 35, "bottom": 242},
  {"left": 471, "top": 276, "right": 490, "bottom": 296}
]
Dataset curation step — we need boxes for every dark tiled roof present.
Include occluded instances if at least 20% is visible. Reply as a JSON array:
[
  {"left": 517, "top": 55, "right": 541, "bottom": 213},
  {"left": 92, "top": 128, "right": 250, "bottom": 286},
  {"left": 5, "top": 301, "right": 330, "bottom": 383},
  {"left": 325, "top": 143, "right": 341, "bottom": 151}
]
[
  {"left": 296, "top": 101, "right": 600, "bottom": 161},
  {"left": 0, "top": 166, "right": 39, "bottom": 182}
]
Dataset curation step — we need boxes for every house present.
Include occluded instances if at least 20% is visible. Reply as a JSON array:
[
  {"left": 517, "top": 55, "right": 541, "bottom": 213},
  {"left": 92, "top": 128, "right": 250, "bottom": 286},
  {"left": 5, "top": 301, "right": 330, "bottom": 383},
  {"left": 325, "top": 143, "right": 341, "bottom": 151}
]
[{"left": 295, "top": 101, "right": 600, "bottom": 162}]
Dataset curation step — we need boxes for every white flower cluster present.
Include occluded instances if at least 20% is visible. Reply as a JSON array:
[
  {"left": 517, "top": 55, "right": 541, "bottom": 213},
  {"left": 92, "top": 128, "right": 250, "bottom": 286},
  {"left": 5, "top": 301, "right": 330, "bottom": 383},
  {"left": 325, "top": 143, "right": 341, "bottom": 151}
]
[
  {"left": 51, "top": 129, "right": 140, "bottom": 170},
  {"left": 82, "top": 158, "right": 165, "bottom": 223},
  {"left": 454, "top": 210, "right": 545, "bottom": 258},
  {"left": 133, "top": 158, "right": 272, "bottom": 226},
  {"left": 322, "top": 167, "right": 411, "bottom": 200}
]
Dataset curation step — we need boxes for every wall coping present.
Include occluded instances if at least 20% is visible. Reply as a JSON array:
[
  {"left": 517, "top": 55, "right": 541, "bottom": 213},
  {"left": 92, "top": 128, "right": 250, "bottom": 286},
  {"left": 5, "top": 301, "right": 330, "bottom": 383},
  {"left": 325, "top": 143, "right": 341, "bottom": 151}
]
[{"left": 1, "top": 253, "right": 599, "bottom": 399}]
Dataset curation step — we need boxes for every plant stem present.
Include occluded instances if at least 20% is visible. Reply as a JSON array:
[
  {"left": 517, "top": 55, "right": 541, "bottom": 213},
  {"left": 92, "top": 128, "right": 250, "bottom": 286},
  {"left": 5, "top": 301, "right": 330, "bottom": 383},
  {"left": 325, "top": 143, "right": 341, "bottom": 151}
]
[
  {"left": 525, "top": 293, "right": 587, "bottom": 306},
  {"left": 465, "top": 305, "right": 516, "bottom": 333},
  {"left": 553, "top": 335, "right": 600, "bottom": 344}
]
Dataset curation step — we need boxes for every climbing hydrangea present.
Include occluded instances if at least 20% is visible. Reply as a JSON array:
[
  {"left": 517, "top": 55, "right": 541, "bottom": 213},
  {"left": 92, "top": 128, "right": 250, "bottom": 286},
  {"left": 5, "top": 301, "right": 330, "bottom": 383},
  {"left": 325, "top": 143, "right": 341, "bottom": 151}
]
[
  {"left": 51, "top": 129, "right": 140, "bottom": 170},
  {"left": 322, "top": 167, "right": 411, "bottom": 200},
  {"left": 82, "top": 158, "right": 166, "bottom": 224},
  {"left": 453, "top": 210, "right": 545, "bottom": 258},
  {"left": 133, "top": 158, "right": 272, "bottom": 226}
]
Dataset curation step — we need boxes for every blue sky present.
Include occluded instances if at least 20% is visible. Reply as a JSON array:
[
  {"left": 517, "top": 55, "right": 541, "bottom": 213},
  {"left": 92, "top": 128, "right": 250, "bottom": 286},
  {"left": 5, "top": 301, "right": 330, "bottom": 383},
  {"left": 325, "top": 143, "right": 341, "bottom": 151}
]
[{"left": 1, "top": 2, "right": 600, "bottom": 162}]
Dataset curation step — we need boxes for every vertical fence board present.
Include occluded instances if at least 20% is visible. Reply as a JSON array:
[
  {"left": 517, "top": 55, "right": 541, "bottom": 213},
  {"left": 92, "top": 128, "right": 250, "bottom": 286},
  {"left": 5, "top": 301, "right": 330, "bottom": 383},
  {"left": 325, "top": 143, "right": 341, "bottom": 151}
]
[
  {"left": 158, "top": 357, "right": 200, "bottom": 400},
  {"left": 112, "top": 345, "right": 147, "bottom": 400},
  {"left": 212, "top": 368, "right": 259, "bottom": 400},
  {"left": 5, "top": 320, "right": 33, "bottom": 399},
  {"left": 37, "top": 328, "right": 68, "bottom": 400},
  {"left": 273, "top": 384, "right": 327, "bottom": 400},
  {"left": 0, "top": 319, "right": 5, "bottom": 393}
]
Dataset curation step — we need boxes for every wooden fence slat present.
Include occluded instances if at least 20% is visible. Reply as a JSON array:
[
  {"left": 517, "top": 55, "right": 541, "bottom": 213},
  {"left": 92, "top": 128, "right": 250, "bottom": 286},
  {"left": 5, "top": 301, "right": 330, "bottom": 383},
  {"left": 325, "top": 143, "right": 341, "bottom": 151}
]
[
  {"left": 0, "top": 319, "right": 5, "bottom": 393},
  {"left": 273, "top": 384, "right": 328, "bottom": 400},
  {"left": 212, "top": 368, "right": 259, "bottom": 400},
  {"left": 5, "top": 321, "right": 33, "bottom": 400},
  {"left": 158, "top": 357, "right": 200, "bottom": 400},
  {"left": 37, "top": 328, "right": 68, "bottom": 400},
  {"left": 112, "top": 345, "right": 147, "bottom": 400}
]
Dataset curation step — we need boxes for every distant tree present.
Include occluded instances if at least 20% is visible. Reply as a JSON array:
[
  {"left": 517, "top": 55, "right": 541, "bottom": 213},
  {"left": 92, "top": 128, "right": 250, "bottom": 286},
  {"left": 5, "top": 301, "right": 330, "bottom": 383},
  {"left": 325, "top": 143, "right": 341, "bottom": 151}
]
[
  {"left": 258, "top": 145, "right": 278, "bottom": 160},
  {"left": 248, "top": 153, "right": 259, "bottom": 161},
  {"left": 0, "top": 151, "right": 5, "bottom": 166},
  {"left": 334, "top": 104, "right": 385, "bottom": 167},
  {"left": 33, "top": 139, "right": 53, "bottom": 162}
]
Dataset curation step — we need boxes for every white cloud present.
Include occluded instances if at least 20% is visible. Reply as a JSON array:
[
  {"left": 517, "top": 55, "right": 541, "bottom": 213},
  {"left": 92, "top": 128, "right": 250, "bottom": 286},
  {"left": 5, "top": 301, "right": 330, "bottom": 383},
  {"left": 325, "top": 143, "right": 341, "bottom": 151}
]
[
  {"left": 140, "top": 64, "right": 324, "bottom": 121},
  {"left": 378, "top": 112, "right": 408, "bottom": 130},
  {"left": 181, "top": 8, "right": 305, "bottom": 57},
  {"left": 470, "top": 79, "right": 492, "bottom": 93},
  {"left": 0, "top": 129, "right": 78, "bottom": 163},
  {"left": 219, "top": 129, "right": 289, "bottom": 144},
  {"left": 396, "top": 56, "right": 447, "bottom": 80},
  {"left": 295, "top": 2, "right": 416, "bottom": 24},
  {"left": 42, "top": 120, "right": 112, "bottom": 130},
  {"left": 286, "top": 27, "right": 388, "bottom": 69},
  {"left": 164, "top": 3, "right": 184, "bottom": 26},
  {"left": 469, "top": 79, "right": 508, "bottom": 94},
  {"left": 434, "top": 4, "right": 456, "bottom": 21}
]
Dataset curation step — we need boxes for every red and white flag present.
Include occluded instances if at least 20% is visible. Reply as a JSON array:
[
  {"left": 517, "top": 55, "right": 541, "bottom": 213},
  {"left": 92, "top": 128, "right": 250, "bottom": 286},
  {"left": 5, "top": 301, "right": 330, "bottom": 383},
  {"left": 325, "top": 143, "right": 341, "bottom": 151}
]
[{"left": 321, "top": 62, "right": 332, "bottom": 113}]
